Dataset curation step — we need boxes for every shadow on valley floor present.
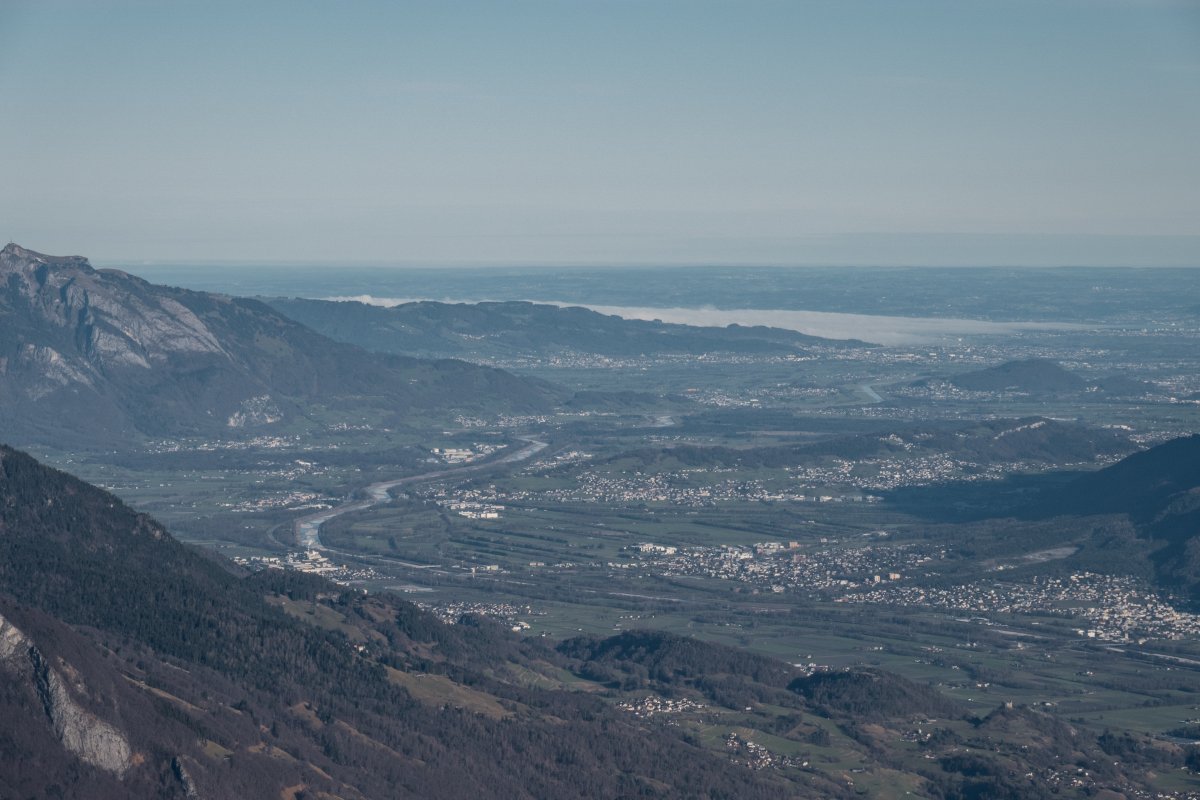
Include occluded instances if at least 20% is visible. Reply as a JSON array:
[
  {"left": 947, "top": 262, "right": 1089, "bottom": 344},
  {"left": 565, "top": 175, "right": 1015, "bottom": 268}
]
[{"left": 882, "top": 470, "right": 1086, "bottom": 523}]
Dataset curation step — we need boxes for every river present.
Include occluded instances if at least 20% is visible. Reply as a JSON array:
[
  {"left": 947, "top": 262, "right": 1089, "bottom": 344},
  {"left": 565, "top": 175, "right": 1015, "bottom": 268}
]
[{"left": 293, "top": 437, "right": 548, "bottom": 550}]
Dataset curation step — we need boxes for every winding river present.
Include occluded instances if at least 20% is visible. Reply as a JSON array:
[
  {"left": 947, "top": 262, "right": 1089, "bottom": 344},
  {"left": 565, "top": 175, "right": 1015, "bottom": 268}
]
[{"left": 293, "top": 437, "right": 548, "bottom": 550}]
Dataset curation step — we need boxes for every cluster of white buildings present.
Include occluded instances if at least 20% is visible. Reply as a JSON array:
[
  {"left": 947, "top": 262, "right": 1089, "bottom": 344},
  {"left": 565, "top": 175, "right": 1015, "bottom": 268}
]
[
  {"left": 417, "top": 601, "right": 537, "bottom": 629},
  {"left": 724, "top": 733, "right": 803, "bottom": 771},
  {"left": 430, "top": 442, "right": 501, "bottom": 464},
  {"left": 625, "top": 541, "right": 936, "bottom": 594},
  {"left": 447, "top": 501, "right": 504, "bottom": 519},
  {"left": 220, "top": 489, "right": 329, "bottom": 513},
  {"left": 846, "top": 572, "right": 1200, "bottom": 643},
  {"left": 487, "top": 468, "right": 848, "bottom": 508},
  {"left": 617, "top": 695, "right": 705, "bottom": 718},
  {"left": 233, "top": 550, "right": 379, "bottom": 585}
]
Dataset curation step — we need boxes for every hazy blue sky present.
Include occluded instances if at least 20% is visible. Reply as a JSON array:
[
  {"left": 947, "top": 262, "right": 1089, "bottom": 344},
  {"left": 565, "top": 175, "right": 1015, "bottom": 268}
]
[{"left": 2, "top": 0, "right": 1198, "bottom": 266}]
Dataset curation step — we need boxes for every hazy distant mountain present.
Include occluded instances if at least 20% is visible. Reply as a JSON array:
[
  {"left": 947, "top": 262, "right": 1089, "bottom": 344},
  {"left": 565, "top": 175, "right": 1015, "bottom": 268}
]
[
  {"left": 941, "top": 358, "right": 1156, "bottom": 396},
  {"left": 0, "top": 245, "right": 563, "bottom": 444},
  {"left": 948, "top": 359, "right": 1086, "bottom": 393},
  {"left": 264, "top": 297, "right": 841, "bottom": 361}
]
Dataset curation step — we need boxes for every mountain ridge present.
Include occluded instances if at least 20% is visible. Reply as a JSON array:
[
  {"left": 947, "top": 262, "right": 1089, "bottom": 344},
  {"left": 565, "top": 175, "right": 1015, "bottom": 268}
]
[
  {"left": 264, "top": 296, "right": 852, "bottom": 362},
  {"left": 0, "top": 244, "right": 565, "bottom": 444}
]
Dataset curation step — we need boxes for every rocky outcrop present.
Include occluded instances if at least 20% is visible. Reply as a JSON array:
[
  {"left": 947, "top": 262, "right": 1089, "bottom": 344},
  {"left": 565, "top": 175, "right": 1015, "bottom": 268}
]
[
  {"left": 172, "top": 755, "right": 201, "bottom": 798},
  {"left": 0, "top": 610, "right": 134, "bottom": 777},
  {"left": 0, "top": 608, "right": 31, "bottom": 661}
]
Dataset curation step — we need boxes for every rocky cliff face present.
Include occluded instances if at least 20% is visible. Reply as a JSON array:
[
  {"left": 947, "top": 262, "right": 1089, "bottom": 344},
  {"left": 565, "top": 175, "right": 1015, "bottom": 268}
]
[
  {"left": 0, "top": 244, "right": 563, "bottom": 445},
  {"left": 0, "top": 609, "right": 134, "bottom": 777},
  {"left": 0, "top": 243, "right": 228, "bottom": 375},
  {"left": 0, "top": 243, "right": 250, "bottom": 439}
]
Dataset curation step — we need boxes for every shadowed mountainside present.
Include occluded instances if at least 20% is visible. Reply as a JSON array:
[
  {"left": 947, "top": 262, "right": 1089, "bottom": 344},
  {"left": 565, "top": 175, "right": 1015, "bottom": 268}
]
[
  {"left": 1037, "top": 434, "right": 1200, "bottom": 601},
  {"left": 885, "top": 435, "right": 1200, "bottom": 601}
]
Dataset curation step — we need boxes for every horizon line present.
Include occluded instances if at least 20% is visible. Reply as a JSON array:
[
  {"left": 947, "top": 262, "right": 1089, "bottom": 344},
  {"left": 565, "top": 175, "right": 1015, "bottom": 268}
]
[{"left": 108, "top": 260, "right": 1200, "bottom": 270}]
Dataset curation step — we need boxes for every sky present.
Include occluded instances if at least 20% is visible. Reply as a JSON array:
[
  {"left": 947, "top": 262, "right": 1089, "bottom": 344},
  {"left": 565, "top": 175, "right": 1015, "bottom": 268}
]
[{"left": 1, "top": 0, "right": 1198, "bottom": 267}]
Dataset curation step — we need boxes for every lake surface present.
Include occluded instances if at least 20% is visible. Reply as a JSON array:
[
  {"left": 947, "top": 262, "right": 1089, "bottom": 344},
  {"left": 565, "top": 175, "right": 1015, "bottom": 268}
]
[
  {"left": 326, "top": 294, "right": 1087, "bottom": 345},
  {"left": 134, "top": 264, "right": 1198, "bottom": 340}
]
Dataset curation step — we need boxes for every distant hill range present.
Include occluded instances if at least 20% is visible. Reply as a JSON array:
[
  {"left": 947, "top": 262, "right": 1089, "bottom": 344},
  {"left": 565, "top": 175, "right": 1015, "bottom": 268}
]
[
  {"left": 0, "top": 245, "right": 565, "bottom": 445},
  {"left": 264, "top": 297, "right": 848, "bottom": 361},
  {"left": 932, "top": 358, "right": 1156, "bottom": 396}
]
